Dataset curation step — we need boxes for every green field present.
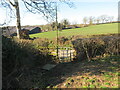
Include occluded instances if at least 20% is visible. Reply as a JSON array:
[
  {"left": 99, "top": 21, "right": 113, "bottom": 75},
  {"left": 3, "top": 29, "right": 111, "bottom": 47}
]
[{"left": 30, "top": 23, "right": 118, "bottom": 39}]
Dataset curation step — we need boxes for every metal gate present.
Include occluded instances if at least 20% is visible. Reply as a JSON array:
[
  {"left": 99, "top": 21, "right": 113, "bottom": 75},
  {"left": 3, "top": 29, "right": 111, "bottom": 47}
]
[{"left": 51, "top": 47, "right": 76, "bottom": 62}]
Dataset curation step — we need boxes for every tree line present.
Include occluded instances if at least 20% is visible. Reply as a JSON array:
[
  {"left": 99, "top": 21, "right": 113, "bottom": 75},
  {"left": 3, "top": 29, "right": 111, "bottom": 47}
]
[
  {"left": 41, "top": 19, "right": 70, "bottom": 32},
  {"left": 83, "top": 15, "right": 114, "bottom": 25},
  {"left": 40, "top": 15, "right": 115, "bottom": 32}
]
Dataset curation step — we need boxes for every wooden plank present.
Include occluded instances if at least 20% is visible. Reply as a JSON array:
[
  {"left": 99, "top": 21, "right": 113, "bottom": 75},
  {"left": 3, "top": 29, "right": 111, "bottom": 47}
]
[{"left": 42, "top": 64, "right": 57, "bottom": 70}]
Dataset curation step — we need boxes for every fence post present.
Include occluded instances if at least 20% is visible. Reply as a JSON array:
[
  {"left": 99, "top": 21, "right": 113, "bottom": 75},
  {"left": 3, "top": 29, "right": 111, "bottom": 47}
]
[
  {"left": 63, "top": 47, "right": 64, "bottom": 61},
  {"left": 70, "top": 47, "right": 71, "bottom": 61},
  {"left": 67, "top": 47, "right": 68, "bottom": 62}
]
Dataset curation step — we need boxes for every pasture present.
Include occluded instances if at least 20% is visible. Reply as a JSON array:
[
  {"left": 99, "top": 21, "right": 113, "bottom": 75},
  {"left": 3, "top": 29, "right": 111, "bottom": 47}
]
[{"left": 30, "top": 23, "right": 118, "bottom": 39}]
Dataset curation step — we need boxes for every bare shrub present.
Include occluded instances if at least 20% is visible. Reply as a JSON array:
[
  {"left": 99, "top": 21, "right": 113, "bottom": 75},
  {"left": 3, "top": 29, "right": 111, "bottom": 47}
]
[
  {"left": 72, "top": 36, "right": 119, "bottom": 61},
  {"left": 102, "top": 37, "right": 119, "bottom": 55},
  {"left": 58, "top": 37, "right": 69, "bottom": 45},
  {"left": 72, "top": 38, "right": 105, "bottom": 61},
  {"left": 2, "top": 36, "right": 54, "bottom": 88}
]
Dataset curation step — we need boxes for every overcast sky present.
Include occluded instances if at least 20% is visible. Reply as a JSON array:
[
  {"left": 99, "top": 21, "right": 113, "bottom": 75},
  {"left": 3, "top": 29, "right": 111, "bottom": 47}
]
[{"left": 0, "top": 0, "right": 119, "bottom": 26}]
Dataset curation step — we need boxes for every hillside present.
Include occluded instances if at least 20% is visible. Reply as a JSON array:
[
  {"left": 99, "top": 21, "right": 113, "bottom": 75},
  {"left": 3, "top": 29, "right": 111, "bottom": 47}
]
[{"left": 30, "top": 23, "right": 118, "bottom": 39}]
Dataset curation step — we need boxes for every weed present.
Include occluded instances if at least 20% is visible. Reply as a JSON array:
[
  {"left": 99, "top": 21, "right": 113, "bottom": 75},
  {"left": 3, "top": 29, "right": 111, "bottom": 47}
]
[
  {"left": 82, "top": 86, "right": 88, "bottom": 88},
  {"left": 70, "top": 79, "right": 74, "bottom": 82},
  {"left": 89, "top": 85, "right": 96, "bottom": 88},
  {"left": 108, "top": 67, "right": 117, "bottom": 70},
  {"left": 112, "top": 86, "right": 118, "bottom": 88},
  {"left": 84, "top": 77, "right": 89, "bottom": 80},
  {"left": 118, "top": 72, "right": 120, "bottom": 76},
  {"left": 105, "top": 82, "right": 110, "bottom": 85},
  {"left": 87, "top": 79, "right": 95, "bottom": 83},
  {"left": 100, "top": 86, "right": 108, "bottom": 88},
  {"left": 104, "top": 74, "right": 113, "bottom": 78},
  {"left": 67, "top": 77, "right": 72, "bottom": 81},
  {"left": 65, "top": 83, "right": 71, "bottom": 87}
]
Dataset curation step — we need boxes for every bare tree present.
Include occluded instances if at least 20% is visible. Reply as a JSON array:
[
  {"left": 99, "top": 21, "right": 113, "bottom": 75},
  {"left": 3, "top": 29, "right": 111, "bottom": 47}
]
[
  {"left": 83, "top": 17, "right": 88, "bottom": 26},
  {"left": 1, "top": 0, "right": 73, "bottom": 39},
  {"left": 109, "top": 16, "right": 114, "bottom": 23},
  {"left": 96, "top": 17, "right": 101, "bottom": 24},
  {"left": 61, "top": 19, "right": 70, "bottom": 28},
  {"left": 89, "top": 16, "right": 94, "bottom": 25},
  {"left": 0, "top": 0, "right": 16, "bottom": 26},
  {"left": 100, "top": 15, "right": 108, "bottom": 23},
  {"left": 104, "top": 16, "right": 110, "bottom": 23},
  {"left": 51, "top": 22, "right": 57, "bottom": 31}
]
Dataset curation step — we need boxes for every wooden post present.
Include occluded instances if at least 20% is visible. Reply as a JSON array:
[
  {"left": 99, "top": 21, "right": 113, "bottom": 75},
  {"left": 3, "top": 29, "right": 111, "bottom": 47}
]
[
  {"left": 63, "top": 48, "right": 64, "bottom": 61},
  {"left": 56, "top": 3, "right": 59, "bottom": 60},
  {"left": 70, "top": 48, "right": 71, "bottom": 61}
]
